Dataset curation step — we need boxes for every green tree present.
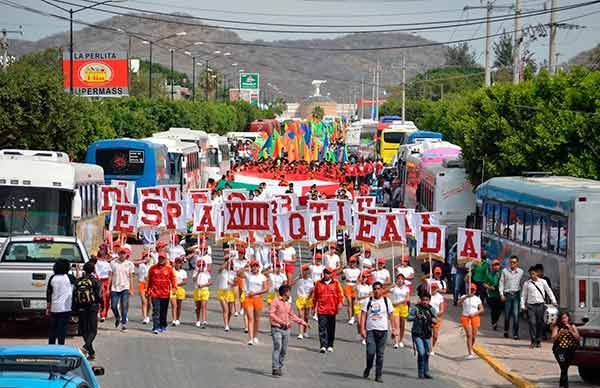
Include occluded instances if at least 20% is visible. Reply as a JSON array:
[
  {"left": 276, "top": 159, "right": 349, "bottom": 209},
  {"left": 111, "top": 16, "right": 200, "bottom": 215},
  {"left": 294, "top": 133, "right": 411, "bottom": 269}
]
[{"left": 445, "top": 43, "right": 478, "bottom": 68}]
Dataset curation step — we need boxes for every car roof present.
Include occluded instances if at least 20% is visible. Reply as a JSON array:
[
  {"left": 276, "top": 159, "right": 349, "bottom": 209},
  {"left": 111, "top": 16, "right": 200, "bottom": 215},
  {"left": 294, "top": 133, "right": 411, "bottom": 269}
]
[
  {"left": 0, "top": 345, "right": 83, "bottom": 357},
  {"left": 2, "top": 236, "right": 81, "bottom": 244}
]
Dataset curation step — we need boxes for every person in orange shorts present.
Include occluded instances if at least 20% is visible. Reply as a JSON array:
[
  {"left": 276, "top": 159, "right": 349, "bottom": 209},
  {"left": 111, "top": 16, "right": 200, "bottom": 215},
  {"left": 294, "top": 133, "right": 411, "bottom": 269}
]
[
  {"left": 241, "top": 260, "right": 268, "bottom": 345},
  {"left": 459, "top": 283, "right": 484, "bottom": 359},
  {"left": 428, "top": 283, "right": 446, "bottom": 355},
  {"left": 342, "top": 256, "right": 361, "bottom": 324},
  {"left": 132, "top": 250, "right": 151, "bottom": 324}
]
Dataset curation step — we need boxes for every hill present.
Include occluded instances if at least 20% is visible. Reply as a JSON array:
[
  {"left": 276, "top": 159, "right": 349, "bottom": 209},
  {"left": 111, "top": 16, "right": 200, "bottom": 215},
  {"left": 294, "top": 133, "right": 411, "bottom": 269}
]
[
  {"left": 8, "top": 14, "right": 448, "bottom": 101},
  {"left": 568, "top": 44, "right": 600, "bottom": 69}
]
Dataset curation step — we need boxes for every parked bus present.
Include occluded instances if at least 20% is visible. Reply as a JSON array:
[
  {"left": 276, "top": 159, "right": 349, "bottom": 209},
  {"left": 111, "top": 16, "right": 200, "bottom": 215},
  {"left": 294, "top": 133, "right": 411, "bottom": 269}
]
[
  {"left": 152, "top": 127, "right": 209, "bottom": 150},
  {"left": 85, "top": 139, "right": 170, "bottom": 200},
  {"left": 144, "top": 138, "right": 200, "bottom": 193},
  {"left": 379, "top": 121, "right": 418, "bottom": 164},
  {"left": 419, "top": 157, "right": 475, "bottom": 238},
  {"left": 201, "top": 134, "right": 231, "bottom": 187},
  {"left": 476, "top": 175, "right": 600, "bottom": 323},
  {"left": 406, "top": 131, "right": 443, "bottom": 145},
  {"left": 0, "top": 151, "right": 104, "bottom": 254}
]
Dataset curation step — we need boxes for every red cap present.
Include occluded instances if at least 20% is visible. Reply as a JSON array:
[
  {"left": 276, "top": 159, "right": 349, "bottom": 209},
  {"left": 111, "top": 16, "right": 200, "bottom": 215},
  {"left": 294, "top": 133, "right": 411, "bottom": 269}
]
[
  {"left": 156, "top": 241, "right": 168, "bottom": 249},
  {"left": 113, "top": 240, "right": 122, "bottom": 247},
  {"left": 249, "top": 260, "right": 260, "bottom": 267},
  {"left": 314, "top": 253, "right": 322, "bottom": 260},
  {"left": 377, "top": 257, "right": 386, "bottom": 264},
  {"left": 239, "top": 247, "right": 246, "bottom": 253},
  {"left": 329, "top": 242, "right": 337, "bottom": 248},
  {"left": 492, "top": 259, "right": 501, "bottom": 266},
  {"left": 119, "top": 247, "right": 131, "bottom": 255},
  {"left": 434, "top": 267, "right": 442, "bottom": 274},
  {"left": 431, "top": 282, "right": 440, "bottom": 290},
  {"left": 301, "top": 264, "right": 310, "bottom": 271},
  {"left": 470, "top": 283, "right": 477, "bottom": 291},
  {"left": 364, "top": 246, "right": 371, "bottom": 252},
  {"left": 349, "top": 256, "right": 358, "bottom": 263},
  {"left": 323, "top": 267, "right": 334, "bottom": 274}
]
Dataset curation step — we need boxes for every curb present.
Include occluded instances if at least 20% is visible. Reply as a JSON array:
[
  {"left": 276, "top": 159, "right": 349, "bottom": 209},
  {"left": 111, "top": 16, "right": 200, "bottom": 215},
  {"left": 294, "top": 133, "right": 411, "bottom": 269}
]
[{"left": 473, "top": 343, "right": 537, "bottom": 388}]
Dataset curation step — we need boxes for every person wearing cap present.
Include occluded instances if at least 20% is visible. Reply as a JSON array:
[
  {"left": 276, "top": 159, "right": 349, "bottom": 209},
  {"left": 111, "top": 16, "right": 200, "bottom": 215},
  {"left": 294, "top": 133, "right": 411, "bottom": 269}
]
[
  {"left": 217, "top": 256, "right": 236, "bottom": 332},
  {"left": 269, "top": 284, "right": 309, "bottom": 376},
  {"left": 75, "top": 261, "right": 103, "bottom": 361},
  {"left": 459, "top": 283, "right": 484, "bottom": 359},
  {"left": 390, "top": 273, "right": 410, "bottom": 349},
  {"left": 324, "top": 243, "right": 341, "bottom": 274},
  {"left": 343, "top": 257, "right": 361, "bottom": 325},
  {"left": 193, "top": 258, "right": 212, "bottom": 329},
  {"left": 427, "top": 267, "right": 447, "bottom": 294},
  {"left": 355, "top": 272, "right": 373, "bottom": 345},
  {"left": 108, "top": 246, "right": 135, "bottom": 332},
  {"left": 484, "top": 259, "right": 503, "bottom": 331},
  {"left": 309, "top": 253, "right": 325, "bottom": 283},
  {"left": 241, "top": 260, "right": 268, "bottom": 345},
  {"left": 359, "top": 246, "right": 372, "bottom": 268},
  {"left": 293, "top": 264, "right": 314, "bottom": 340},
  {"left": 231, "top": 245, "right": 248, "bottom": 318},
  {"left": 132, "top": 250, "right": 151, "bottom": 324},
  {"left": 267, "top": 261, "right": 288, "bottom": 305},
  {"left": 429, "top": 282, "right": 446, "bottom": 355},
  {"left": 170, "top": 258, "right": 188, "bottom": 326},
  {"left": 311, "top": 266, "right": 344, "bottom": 353},
  {"left": 395, "top": 256, "right": 415, "bottom": 294},
  {"left": 147, "top": 252, "right": 177, "bottom": 334},
  {"left": 280, "top": 245, "right": 297, "bottom": 283},
  {"left": 95, "top": 244, "right": 112, "bottom": 322},
  {"left": 372, "top": 257, "right": 392, "bottom": 289}
]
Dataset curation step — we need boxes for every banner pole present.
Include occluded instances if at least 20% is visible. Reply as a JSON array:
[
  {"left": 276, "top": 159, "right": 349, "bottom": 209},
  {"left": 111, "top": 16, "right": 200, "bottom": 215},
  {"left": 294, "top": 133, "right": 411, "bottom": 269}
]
[{"left": 428, "top": 252, "right": 433, "bottom": 293}]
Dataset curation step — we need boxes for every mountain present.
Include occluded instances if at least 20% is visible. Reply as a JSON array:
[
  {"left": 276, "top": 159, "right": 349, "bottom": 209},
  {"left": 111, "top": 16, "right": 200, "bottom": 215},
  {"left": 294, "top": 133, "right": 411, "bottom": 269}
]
[
  {"left": 8, "top": 13, "right": 448, "bottom": 101},
  {"left": 567, "top": 44, "right": 600, "bottom": 69}
]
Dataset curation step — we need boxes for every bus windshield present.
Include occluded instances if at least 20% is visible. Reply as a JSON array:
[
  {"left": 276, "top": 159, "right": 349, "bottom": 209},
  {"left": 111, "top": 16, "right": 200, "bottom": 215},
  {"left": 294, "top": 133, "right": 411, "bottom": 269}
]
[
  {"left": 96, "top": 148, "right": 145, "bottom": 176},
  {"left": 0, "top": 187, "right": 73, "bottom": 237},
  {"left": 383, "top": 132, "right": 407, "bottom": 144}
]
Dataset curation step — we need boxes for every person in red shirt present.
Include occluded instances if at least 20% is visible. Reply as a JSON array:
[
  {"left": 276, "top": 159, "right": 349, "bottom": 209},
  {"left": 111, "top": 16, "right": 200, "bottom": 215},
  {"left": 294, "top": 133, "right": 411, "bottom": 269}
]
[
  {"left": 364, "top": 160, "right": 374, "bottom": 185},
  {"left": 311, "top": 267, "right": 343, "bottom": 353},
  {"left": 146, "top": 252, "right": 177, "bottom": 334}
]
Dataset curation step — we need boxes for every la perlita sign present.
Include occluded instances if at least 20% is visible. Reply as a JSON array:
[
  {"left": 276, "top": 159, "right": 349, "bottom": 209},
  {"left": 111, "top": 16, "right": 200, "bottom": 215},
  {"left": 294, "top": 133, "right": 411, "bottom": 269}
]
[{"left": 63, "top": 51, "right": 129, "bottom": 97}]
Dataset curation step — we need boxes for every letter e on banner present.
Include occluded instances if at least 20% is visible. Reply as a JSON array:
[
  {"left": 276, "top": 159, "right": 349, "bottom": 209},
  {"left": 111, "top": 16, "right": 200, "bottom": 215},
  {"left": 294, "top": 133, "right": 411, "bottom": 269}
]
[
  {"left": 457, "top": 227, "right": 482, "bottom": 264},
  {"left": 109, "top": 203, "right": 137, "bottom": 234},
  {"left": 353, "top": 212, "right": 378, "bottom": 244}
]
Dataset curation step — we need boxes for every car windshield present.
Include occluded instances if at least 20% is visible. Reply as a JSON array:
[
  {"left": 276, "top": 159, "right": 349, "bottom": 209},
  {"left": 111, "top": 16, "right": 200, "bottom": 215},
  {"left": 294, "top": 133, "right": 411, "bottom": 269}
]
[
  {"left": 0, "top": 187, "right": 73, "bottom": 237},
  {"left": 1, "top": 241, "right": 84, "bottom": 263},
  {"left": 0, "top": 355, "right": 92, "bottom": 385}
]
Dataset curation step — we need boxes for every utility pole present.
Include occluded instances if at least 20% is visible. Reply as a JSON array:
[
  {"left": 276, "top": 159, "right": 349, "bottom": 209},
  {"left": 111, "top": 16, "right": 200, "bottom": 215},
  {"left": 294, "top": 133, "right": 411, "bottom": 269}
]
[
  {"left": 192, "top": 55, "right": 196, "bottom": 101},
  {"left": 205, "top": 59, "right": 209, "bottom": 100},
  {"left": 370, "top": 66, "right": 376, "bottom": 121},
  {"left": 148, "top": 42, "right": 153, "bottom": 98},
  {"left": 464, "top": 2, "right": 513, "bottom": 87},
  {"left": 170, "top": 48, "right": 174, "bottom": 100},
  {"left": 1, "top": 26, "right": 23, "bottom": 71},
  {"left": 440, "top": 83, "right": 444, "bottom": 100},
  {"left": 513, "top": 0, "right": 522, "bottom": 84},
  {"left": 548, "top": 0, "right": 558, "bottom": 75},
  {"left": 401, "top": 55, "right": 406, "bottom": 125},
  {"left": 375, "top": 58, "right": 380, "bottom": 121},
  {"left": 360, "top": 74, "right": 365, "bottom": 120}
]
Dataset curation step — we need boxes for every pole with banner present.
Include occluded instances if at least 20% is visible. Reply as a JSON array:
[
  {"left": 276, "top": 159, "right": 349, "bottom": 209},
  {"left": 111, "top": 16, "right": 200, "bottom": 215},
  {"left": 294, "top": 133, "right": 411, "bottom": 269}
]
[
  {"left": 416, "top": 224, "right": 446, "bottom": 292},
  {"left": 456, "top": 227, "right": 482, "bottom": 297}
]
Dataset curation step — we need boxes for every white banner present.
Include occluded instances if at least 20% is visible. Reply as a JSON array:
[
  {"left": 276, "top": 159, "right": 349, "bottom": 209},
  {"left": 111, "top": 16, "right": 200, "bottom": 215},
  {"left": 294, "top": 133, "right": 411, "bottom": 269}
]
[
  {"left": 416, "top": 224, "right": 446, "bottom": 261},
  {"left": 457, "top": 227, "right": 482, "bottom": 264}
]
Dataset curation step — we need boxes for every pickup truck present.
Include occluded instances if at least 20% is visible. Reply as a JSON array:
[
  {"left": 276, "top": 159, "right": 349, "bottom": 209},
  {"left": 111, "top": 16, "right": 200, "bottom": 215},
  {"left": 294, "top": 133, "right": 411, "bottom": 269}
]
[{"left": 0, "top": 235, "right": 89, "bottom": 320}]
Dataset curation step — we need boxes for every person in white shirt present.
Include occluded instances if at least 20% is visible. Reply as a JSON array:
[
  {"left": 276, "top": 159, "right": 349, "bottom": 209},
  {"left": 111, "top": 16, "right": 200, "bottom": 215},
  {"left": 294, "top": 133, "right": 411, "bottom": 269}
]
[
  {"left": 241, "top": 261, "right": 268, "bottom": 345},
  {"left": 427, "top": 267, "right": 447, "bottom": 294},
  {"left": 459, "top": 283, "right": 484, "bottom": 359},
  {"left": 132, "top": 250, "right": 151, "bottom": 324},
  {"left": 390, "top": 273, "right": 410, "bottom": 349},
  {"left": 281, "top": 245, "right": 297, "bottom": 281},
  {"left": 232, "top": 247, "right": 248, "bottom": 318},
  {"left": 108, "top": 247, "right": 135, "bottom": 332},
  {"left": 359, "top": 246, "right": 372, "bottom": 268},
  {"left": 343, "top": 257, "right": 362, "bottom": 324},
  {"left": 193, "top": 259, "right": 212, "bottom": 329},
  {"left": 309, "top": 253, "right": 325, "bottom": 283},
  {"left": 394, "top": 257, "right": 415, "bottom": 294},
  {"left": 267, "top": 261, "right": 288, "bottom": 304},
  {"left": 520, "top": 266, "right": 557, "bottom": 347},
  {"left": 168, "top": 243, "right": 186, "bottom": 264},
  {"left": 360, "top": 281, "right": 393, "bottom": 383},
  {"left": 216, "top": 256, "right": 236, "bottom": 332},
  {"left": 293, "top": 264, "right": 314, "bottom": 339},
  {"left": 428, "top": 283, "right": 446, "bottom": 355},
  {"left": 354, "top": 273, "right": 372, "bottom": 344},
  {"left": 95, "top": 251, "right": 112, "bottom": 322},
  {"left": 46, "top": 259, "right": 75, "bottom": 345},
  {"left": 324, "top": 243, "right": 341, "bottom": 273},
  {"left": 371, "top": 258, "right": 392, "bottom": 289},
  {"left": 170, "top": 258, "right": 188, "bottom": 326}
]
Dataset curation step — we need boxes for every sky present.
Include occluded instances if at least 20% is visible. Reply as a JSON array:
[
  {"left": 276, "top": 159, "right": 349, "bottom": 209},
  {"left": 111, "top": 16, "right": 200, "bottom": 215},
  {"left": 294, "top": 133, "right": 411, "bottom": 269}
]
[{"left": 2, "top": 0, "right": 599, "bottom": 65}]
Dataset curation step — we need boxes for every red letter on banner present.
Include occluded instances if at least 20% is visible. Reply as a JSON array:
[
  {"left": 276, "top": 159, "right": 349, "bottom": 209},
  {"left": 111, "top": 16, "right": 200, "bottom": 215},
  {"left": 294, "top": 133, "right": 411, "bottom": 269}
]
[
  {"left": 381, "top": 214, "right": 403, "bottom": 243},
  {"left": 165, "top": 202, "right": 183, "bottom": 230},
  {"left": 101, "top": 186, "right": 122, "bottom": 212},
  {"left": 308, "top": 201, "right": 328, "bottom": 214},
  {"left": 459, "top": 230, "right": 477, "bottom": 258},
  {"left": 113, "top": 204, "right": 136, "bottom": 233},
  {"left": 140, "top": 197, "right": 163, "bottom": 227},
  {"left": 196, "top": 205, "right": 216, "bottom": 233},
  {"left": 311, "top": 213, "right": 334, "bottom": 242},
  {"left": 355, "top": 213, "right": 378, "bottom": 244},
  {"left": 288, "top": 213, "right": 306, "bottom": 240},
  {"left": 420, "top": 226, "right": 442, "bottom": 253}
]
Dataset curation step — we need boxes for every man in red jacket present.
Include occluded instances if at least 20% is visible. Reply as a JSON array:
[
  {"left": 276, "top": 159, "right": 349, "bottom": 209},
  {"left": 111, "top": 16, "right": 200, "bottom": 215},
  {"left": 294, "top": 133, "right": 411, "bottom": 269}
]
[
  {"left": 146, "top": 252, "right": 177, "bottom": 334},
  {"left": 311, "top": 267, "right": 343, "bottom": 353}
]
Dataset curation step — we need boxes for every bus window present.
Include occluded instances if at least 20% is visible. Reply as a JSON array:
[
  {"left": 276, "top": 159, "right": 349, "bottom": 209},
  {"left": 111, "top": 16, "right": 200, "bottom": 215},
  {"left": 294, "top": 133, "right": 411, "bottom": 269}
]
[
  {"left": 96, "top": 148, "right": 145, "bottom": 176},
  {"left": 540, "top": 216, "right": 551, "bottom": 250},
  {"left": 592, "top": 281, "right": 600, "bottom": 308},
  {"left": 207, "top": 148, "right": 219, "bottom": 167},
  {"left": 558, "top": 220, "right": 567, "bottom": 256},
  {"left": 383, "top": 132, "right": 407, "bottom": 144},
  {"left": 499, "top": 205, "right": 511, "bottom": 239},
  {"left": 548, "top": 217, "right": 560, "bottom": 253},
  {"left": 514, "top": 209, "right": 526, "bottom": 242},
  {"left": 484, "top": 203, "right": 495, "bottom": 233},
  {"left": 531, "top": 214, "right": 543, "bottom": 248}
]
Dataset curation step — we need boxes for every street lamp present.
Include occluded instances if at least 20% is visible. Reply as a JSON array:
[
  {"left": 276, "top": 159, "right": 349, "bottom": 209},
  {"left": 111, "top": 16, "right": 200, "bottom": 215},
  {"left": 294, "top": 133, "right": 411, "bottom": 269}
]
[
  {"left": 40, "top": 0, "right": 127, "bottom": 94},
  {"left": 141, "top": 31, "right": 186, "bottom": 98}
]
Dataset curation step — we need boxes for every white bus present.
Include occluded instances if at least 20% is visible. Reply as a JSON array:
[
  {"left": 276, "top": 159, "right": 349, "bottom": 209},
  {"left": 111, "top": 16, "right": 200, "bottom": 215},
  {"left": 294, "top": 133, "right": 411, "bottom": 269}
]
[
  {"left": 0, "top": 151, "right": 104, "bottom": 255},
  {"left": 202, "top": 134, "right": 231, "bottom": 187},
  {"left": 152, "top": 127, "right": 209, "bottom": 149},
  {"left": 477, "top": 175, "right": 600, "bottom": 323},
  {"left": 144, "top": 138, "right": 201, "bottom": 194}
]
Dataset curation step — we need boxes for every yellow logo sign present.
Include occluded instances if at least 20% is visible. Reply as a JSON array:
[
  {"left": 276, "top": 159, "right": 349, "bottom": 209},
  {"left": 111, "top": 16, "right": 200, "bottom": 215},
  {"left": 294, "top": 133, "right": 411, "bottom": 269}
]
[{"left": 79, "top": 63, "right": 113, "bottom": 84}]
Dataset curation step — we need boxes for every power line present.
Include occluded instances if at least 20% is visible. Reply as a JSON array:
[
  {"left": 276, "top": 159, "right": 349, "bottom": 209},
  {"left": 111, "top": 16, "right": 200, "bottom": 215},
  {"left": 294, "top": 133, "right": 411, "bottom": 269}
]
[{"left": 41, "top": 0, "right": 599, "bottom": 33}]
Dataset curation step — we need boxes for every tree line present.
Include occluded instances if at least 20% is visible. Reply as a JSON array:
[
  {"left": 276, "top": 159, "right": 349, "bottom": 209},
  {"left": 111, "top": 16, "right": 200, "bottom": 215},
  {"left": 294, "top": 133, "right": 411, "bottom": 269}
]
[{"left": 0, "top": 49, "right": 273, "bottom": 161}]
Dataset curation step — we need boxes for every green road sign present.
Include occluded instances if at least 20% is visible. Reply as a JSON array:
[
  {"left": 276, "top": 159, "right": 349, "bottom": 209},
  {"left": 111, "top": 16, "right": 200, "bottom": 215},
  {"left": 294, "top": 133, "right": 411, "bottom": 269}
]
[{"left": 240, "top": 73, "right": 259, "bottom": 89}]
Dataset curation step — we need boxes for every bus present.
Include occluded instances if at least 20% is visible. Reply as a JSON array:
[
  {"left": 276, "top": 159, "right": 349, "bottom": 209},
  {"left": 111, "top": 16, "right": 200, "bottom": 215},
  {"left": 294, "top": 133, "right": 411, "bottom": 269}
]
[
  {"left": 419, "top": 157, "right": 475, "bottom": 238},
  {"left": 144, "top": 138, "right": 201, "bottom": 194},
  {"left": 85, "top": 139, "right": 170, "bottom": 200},
  {"left": 152, "top": 127, "right": 209, "bottom": 150},
  {"left": 0, "top": 151, "right": 104, "bottom": 254},
  {"left": 201, "top": 134, "right": 231, "bottom": 187},
  {"left": 476, "top": 175, "right": 600, "bottom": 323},
  {"left": 379, "top": 121, "right": 418, "bottom": 164}
]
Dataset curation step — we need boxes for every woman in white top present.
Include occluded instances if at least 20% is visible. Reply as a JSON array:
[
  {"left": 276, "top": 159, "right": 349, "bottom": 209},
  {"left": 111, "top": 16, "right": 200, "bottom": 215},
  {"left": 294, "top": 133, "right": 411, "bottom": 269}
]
[
  {"left": 354, "top": 273, "right": 372, "bottom": 345},
  {"left": 132, "top": 250, "right": 151, "bottom": 324},
  {"left": 372, "top": 257, "right": 392, "bottom": 289},
  {"left": 231, "top": 247, "right": 248, "bottom": 318},
  {"left": 293, "top": 264, "right": 314, "bottom": 339},
  {"left": 216, "top": 257, "right": 236, "bottom": 332},
  {"left": 459, "top": 283, "right": 484, "bottom": 359},
  {"left": 390, "top": 273, "right": 410, "bottom": 349},
  {"left": 170, "top": 258, "right": 188, "bottom": 326},
  {"left": 193, "top": 259, "right": 212, "bottom": 329},
  {"left": 324, "top": 243, "right": 341, "bottom": 273},
  {"left": 343, "top": 257, "right": 361, "bottom": 324},
  {"left": 241, "top": 261, "right": 268, "bottom": 345},
  {"left": 266, "top": 261, "right": 288, "bottom": 304},
  {"left": 394, "top": 256, "right": 415, "bottom": 294}
]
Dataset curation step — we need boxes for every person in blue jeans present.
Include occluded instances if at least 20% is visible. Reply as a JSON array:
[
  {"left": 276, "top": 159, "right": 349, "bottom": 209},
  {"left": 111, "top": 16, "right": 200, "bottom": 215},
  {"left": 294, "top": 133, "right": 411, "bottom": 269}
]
[
  {"left": 499, "top": 256, "right": 524, "bottom": 340},
  {"left": 408, "top": 291, "right": 437, "bottom": 379},
  {"left": 108, "top": 247, "right": 135, "bottom": 332}
]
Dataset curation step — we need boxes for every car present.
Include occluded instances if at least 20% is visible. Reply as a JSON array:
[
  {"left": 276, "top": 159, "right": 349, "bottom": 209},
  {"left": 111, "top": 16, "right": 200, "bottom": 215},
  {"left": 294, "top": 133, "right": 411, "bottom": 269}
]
[
  {"left": 0, "top": 345, "right": 104, "bottom": 388},
  {"left": 572, "top": 314, "right": 600, "bottom": 384}
]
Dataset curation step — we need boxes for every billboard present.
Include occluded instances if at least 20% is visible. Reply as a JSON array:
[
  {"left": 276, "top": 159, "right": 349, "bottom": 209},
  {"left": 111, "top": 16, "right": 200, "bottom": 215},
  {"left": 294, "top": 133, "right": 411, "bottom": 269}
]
[
  {"left": 63, "top": 51, "right": 129, "bottom": 97},
  {"left": 240, "top": 73, "right": 259, "bottom": 90}
]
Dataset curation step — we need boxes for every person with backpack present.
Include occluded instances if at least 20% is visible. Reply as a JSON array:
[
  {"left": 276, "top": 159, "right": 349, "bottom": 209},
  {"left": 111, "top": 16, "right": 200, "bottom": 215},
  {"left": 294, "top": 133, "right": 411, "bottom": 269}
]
[
  {"left": 75, "top": 262, "right": 103, "bottom": 360},
  {"left": 360, "top": 281, "right": 392, "bottom": 383},
  {"left": 407, "top": 290, "right": 437, "bottom": 379},
  {"left": 46, "top": 259, "right": 76, "bottom": 345}
]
